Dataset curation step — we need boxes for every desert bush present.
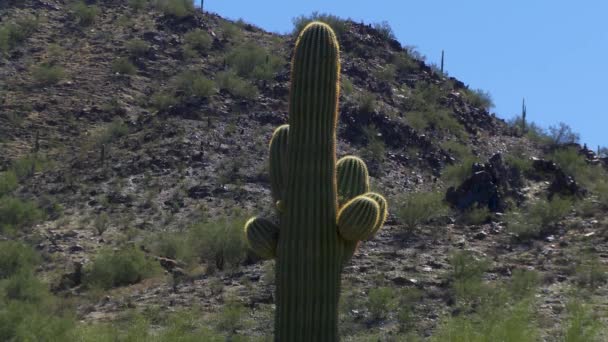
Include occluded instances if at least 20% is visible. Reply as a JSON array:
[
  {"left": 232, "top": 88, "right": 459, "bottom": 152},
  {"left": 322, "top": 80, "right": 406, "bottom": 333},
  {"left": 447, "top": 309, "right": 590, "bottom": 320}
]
[
  {"left": 373, "top": 21, "right": 396, "bottom": 40},
  {"left": 150, "top": 91, "right": 178, "bottom": 111},
  {"left": 128, "top": 0, "right": 150, "bottom": 11},
  {"left": 0, "top": 196, "right": 44, "bottom": 234},
  {"left": 183, "top": 29, "right": 212, "bottom": 55},
  {"left": 95, "top": 118, "right": 129, "bottom": 147},
  {"left": 574, "top": 249, "right": 607, "bottom": 288},
  {"left": 173, "top": 71, "right": 215, "bottom": 100},
  {"left": 10, "top": 154, "right": 48, "bottom": 180},
  {"left": 462, "top": 207, "right": 490, "bottom": 225},
  {"left": 216, "top": 298, "right": 248, "bottom": 332},
  {"left": 150, "top": 214, "right": 248, "bottom": 271},
  {"left": 125, "top": 39, "right": 150, "bottom": 58},
  {"left": 393, "top": 52, "right": 418, "bottom": 74},
  {"left": 111, "top": 57, "right": 137, "bottom": 75},
  {"left": 0, "top": 171, "right": 18, "bottom": 196},
  {"left": 548, "top": 122, "right": 580, "bottom": 145},
  {"left": 355, "top": 91, "right": 376, "bottom": 113},
  {"left": 219, "top": 21, "right": 241, "bottom": 41},
  {"left": 186, "top": 215, "right": 248, "bottom": 271},
  {"left": 464, "top": 88, "right": 494, "bottom": 111},
  {"left": 31, "top": 64, "right": 65, "bottom": 85},
  {"left": 154, "top": 0, "right": 194, "bottom": 18},
  {"left": 341, "top": 76, "right": 354, "bottom": 96},
  {"left": 84, "top": 246, "right": 160, "bottom": 289},
  {"left": 505, "top": 153, "right": 533, "bottom": 175},
  {"left": 505, "top": 197, "right": 572, "bottom": 239},
  {"left": 562, "top": 300, "right": 605, "bottom": 342},
  {"left": 292, "top": 12, "right": 348, "bottom": 37},
  {"left": 367, "top": 287, "right": 396, "bottom": 320},
  {"left": 93, "top": 213, "right": 110, "bottom": 236},
  {"left": 0, "top": 16, "right": 38, "bottom": 54},
  {"left": 71, "top": 2, "right": 98, "bottom": 27},
  {"left": 226, "top": 43, "right": 282, "bottom": 80},
  {"left": 441, "top": 140, "right": 472, "bottom": 160},
  {"left": 216, "top": 71, "right": 259, "bottom": 99},
  {"left": 374, "top": 64, "right": 396, "bottom": 83},
  {"left": 0, "top": 241, "right": 40, "bottom": 279},
  {"left": 442, "top": 156, "right": 479, "bottom": 187},
  {"left": 360, "top": 125, "right": 385, "bottom": 167},
  {"left": 449, "top": 251, "right": 490, "bottom": 305},
  {"left": 396, "top": 191, "right": 448, "bottom": 230}
]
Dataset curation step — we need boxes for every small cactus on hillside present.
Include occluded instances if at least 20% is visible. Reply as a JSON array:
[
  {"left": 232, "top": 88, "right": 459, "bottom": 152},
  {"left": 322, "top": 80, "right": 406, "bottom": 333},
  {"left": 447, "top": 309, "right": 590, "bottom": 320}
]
[{"left": 244, "top": 22, "right": 388, "bottom": 341}]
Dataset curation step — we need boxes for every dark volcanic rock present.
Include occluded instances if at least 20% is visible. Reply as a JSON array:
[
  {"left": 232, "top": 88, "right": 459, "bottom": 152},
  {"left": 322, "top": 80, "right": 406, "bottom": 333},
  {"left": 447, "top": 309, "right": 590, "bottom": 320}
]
[
  {"left": 531, "top": 158, "right": 586, "bottom": 199},
  {"left": 446, "top": 153, "right": 523, "bottom": 212}
]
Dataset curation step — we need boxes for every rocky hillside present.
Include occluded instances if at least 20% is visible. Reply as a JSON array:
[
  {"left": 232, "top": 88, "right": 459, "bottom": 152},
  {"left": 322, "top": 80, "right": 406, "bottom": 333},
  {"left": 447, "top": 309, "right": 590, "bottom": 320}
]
[{"left": 1, "top": 1, "right": 607, "bottom": 341}]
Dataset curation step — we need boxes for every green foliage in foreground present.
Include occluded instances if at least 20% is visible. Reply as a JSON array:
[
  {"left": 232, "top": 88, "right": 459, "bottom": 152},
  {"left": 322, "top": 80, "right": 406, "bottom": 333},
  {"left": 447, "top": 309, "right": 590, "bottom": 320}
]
[
  {"left": 0, "top": 196, "right": 44, "bottom": 234},
  {"left": 150, "top": 214, "right": 248, "bottom": 271},
  {"left": 84, "top": 246, "right": 161, "bottom": 290},
  {"left": 396, "top": 191, "right": 449, "bottom": 230},
  {"left": 505, "top": 197, "right": 572, "bottom": 239}
]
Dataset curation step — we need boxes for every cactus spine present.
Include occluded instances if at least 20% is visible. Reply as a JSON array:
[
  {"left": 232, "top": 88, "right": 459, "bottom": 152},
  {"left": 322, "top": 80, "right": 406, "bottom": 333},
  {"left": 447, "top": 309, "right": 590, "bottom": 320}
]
[{"left": 244, "top": 22, "right": 387, "bottom": 341}]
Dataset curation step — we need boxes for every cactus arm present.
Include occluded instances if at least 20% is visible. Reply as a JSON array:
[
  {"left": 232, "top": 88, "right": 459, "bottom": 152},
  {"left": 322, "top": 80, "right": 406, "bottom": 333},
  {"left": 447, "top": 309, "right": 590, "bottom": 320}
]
[
  {"left": 336, "top": 156, "right": 370, "bottom": 205},
  {"left": 337, "top": 195, "right": 380, "bottom": 241},
  {"left": 244, "top": 217, "right": 279, "bottom": 259},
  {"left": 363, "top": 192, "right": 388, "bottom": 237},
  {"left": 269, "top": 124, "right": 289, "bottom": 204}
]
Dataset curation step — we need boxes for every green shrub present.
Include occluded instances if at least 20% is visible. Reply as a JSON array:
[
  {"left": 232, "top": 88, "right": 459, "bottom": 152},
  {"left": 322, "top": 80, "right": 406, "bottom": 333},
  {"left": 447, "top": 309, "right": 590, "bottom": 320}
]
[
  {"left": 226, "top": 43, "right": 283, "bottom": 80},
  {"left": 10, "top": 154, "right": 48, "bottom": 180},
  {"left": 562, "top": 300, "right": 604, "bottom": 342},
  {"left": 548, "top": 122, "right": 580, "bottom": 146},
  {"left": 396, "top": 191, "right": 448, "bottom": 230},
  {"left": 93, "top": 213, "right": 110, "bottom": 236},
  {"left": 462, "top": 207, "right": 490, "bottom": 225},
  {"left": 111, "top": 57, "right": 137, "bottom": 75},
  {"left": 292, "top": 12, "right": 348, "bottom": 37},
  {"left": 341, "top": 76, "right": 354, "bottom": 96},
  {"left": 150, "top": 214, "right": 248, "bottom": 271},
  {"left": 393, "top": 52, "right": 418, "bottom": 74},
  {"left": 508, "top": 269, "right": 539, "bottom": 300},
  {"left": 216, "top": 299, "right": 248, "bottom": 332},
  {"left": 441, "top": 140, "right": 473, "bottom": 160},
  {"left": 71, "top": 2, "right": 98, "bottom": 27},
  {"left": 125, "top": 39, "right": 150, "bottom": 58},
  {"left": 32, "top": 64, "right": 65, "bottom": 85},
  {"left": 0, "top": 196, "right": 44, "bottom": 234},
  {"left": 216, "top": 71, "right": 258, "bottom": 99},
  {"left": 84, "top": 247, "right": 160, "bottom": 289},
  {"left": 183, "top": 29, "right": 212, "bottom": 55},
  {"left": 373, "top": 21, "right": 396, "bottom": 40},
  {"left": 374, "top": 64, "right": 396, "bottom": 83},
  {"left": 0, "top": 241, "right": 40, "bottom": 279},
  {"left": 128, "top": 0, "right": 150, "bottom": 11},
  {"left": 186, "top": 216, "right": 248, "bottom": 271},
  {"left": 505, "top": 197, "right": 572, "bottom": 239},
  {"left": 150, "top": 91, "right": 178, "bottom": 111},
  {"left": 367, "top": 287, "right": 396, "bottom": 320},
  {"left": 464, "top": 88, "right": 494, "bottom": 110},
  {"left": 0, "top": 171, "right": 18, "bottom": 196},
  {"left": 355, "top": 91, "right": 376, "bottom": 113},
  {"left": 442, "top": 156, "right": 479, "bottom": 187},
  {"left": 449, "top": 251, "right": 490, "bottom": 305},
  {"left": 155, "top": 0, "right": 194, "bottom": 18},
  {"left": 95, "top": 118, "right": 129, "bottom": 146},
  {"left": 505, "top": 153, "right": 533, "bottom": 175},
  {"left": 173, "top": 71, "right": 215, "bottom": 100},
  {"left": 219, "top": 21, "right": 241, "bottom": 41},
  {"left": 0, "top": 17, "right": 38, "bottom": 54},
  {"left": 574, "top": 249, "right": 607, "bottom": 288},
  {"left": 360, "top": 125, "right": 385, "bottom": 167}
]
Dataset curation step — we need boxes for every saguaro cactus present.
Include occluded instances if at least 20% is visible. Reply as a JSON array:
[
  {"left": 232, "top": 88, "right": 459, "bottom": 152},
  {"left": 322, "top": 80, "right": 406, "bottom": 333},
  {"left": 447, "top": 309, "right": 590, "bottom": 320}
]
[{"left": 244, "top": 22, "right": 388, "bottom": 341}]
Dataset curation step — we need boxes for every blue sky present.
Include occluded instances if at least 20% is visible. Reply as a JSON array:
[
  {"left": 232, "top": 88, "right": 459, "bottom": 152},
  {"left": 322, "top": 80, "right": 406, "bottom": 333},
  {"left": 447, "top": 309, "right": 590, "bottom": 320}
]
[{"left": 198, "top": 1, "right": 607, "bottom": 149}]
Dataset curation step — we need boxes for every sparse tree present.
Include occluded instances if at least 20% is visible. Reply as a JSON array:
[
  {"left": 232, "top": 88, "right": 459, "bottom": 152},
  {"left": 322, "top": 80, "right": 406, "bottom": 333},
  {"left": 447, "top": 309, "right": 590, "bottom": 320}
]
[{"left": 548, "top": 122, "right": 580, "bottom": 146}]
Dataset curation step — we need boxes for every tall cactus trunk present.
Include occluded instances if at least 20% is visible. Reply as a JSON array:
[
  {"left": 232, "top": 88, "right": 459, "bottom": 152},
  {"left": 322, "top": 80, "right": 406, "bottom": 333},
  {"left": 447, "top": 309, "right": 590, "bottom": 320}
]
[
  {"left": 244, "top": 22, "right": 388, "bottom": 342},
  {"left": 275, "top": 23, "right": 344, "bottom": 341}
]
